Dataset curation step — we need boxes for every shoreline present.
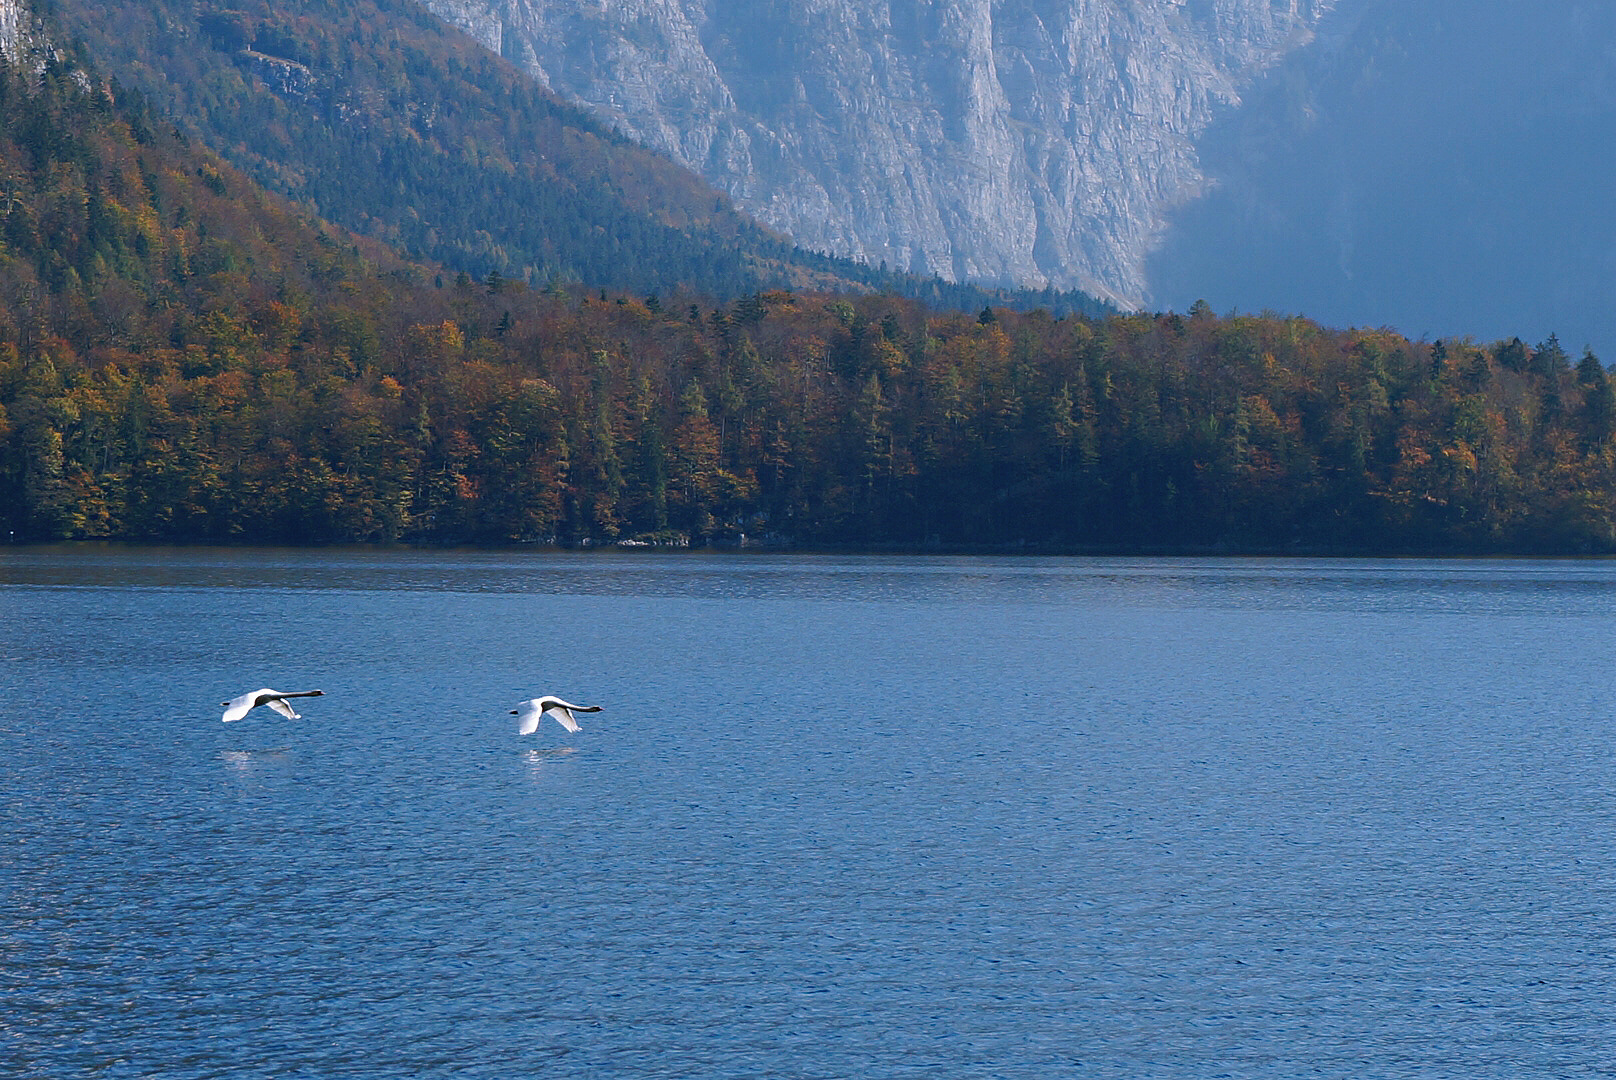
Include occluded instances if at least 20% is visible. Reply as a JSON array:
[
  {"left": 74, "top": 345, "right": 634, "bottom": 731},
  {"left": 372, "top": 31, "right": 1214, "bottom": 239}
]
[{"left": 7, "top": 538, "right": 1616, "bottom": 561}]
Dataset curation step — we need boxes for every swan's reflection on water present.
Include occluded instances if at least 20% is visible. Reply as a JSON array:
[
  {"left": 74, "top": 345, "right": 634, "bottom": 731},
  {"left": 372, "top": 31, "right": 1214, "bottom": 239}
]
[
  {"left": 522, "top": 745, "right": 579, "bottom": 773},
  {"left": 220, "top": 748, "right": 294, "bottom": 772}
]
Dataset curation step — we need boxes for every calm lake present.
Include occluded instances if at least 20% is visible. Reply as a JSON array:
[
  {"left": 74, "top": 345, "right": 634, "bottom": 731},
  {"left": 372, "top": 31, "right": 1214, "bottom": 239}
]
[{"left": 4, "top": 548, "right": 1616, "bottom": 1077}]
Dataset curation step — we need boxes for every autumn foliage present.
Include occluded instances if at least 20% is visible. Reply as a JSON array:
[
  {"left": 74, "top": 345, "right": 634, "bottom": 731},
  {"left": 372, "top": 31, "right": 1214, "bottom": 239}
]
[{"left": 4, "top": 50, "right": 1616, "bottom": 553}]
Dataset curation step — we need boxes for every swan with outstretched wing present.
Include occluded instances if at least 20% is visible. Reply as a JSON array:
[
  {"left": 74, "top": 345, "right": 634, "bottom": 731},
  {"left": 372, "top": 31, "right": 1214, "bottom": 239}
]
[
  {"left": 221, "top": 688, "right": 324, "bottom": 723},
  {"left": 512, "top": 696, "right": 601, "bottom": 735}
]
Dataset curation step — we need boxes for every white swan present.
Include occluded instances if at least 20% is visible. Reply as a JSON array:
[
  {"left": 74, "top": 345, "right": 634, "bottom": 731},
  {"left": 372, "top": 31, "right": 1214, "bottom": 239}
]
[
  {"left": 221, "top": 688, "right": 324, "bottom": 723},
  {"left": 512, "top": 696, "right": 601, "bottom": 735}
]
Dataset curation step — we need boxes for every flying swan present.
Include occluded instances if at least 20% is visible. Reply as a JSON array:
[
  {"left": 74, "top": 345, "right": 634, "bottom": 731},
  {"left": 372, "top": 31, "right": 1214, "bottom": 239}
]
[
  {"left": 221, "top": 688, "right": 325, "bottom": 723},
  {"left": 512, "top": 696, "right": 602, "bottom": 735}
]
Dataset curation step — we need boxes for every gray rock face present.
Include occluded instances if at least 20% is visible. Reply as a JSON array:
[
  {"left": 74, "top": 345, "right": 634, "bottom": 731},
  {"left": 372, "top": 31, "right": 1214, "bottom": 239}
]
[
  {"left": 0, "top": 2, "right": 18, "bottom": 59},
  {"left": 1, "top": 0, "right": 63, "bottom": 73},
  {"left": 423, "top": 0, "right": 1334, "bottom": 306},
  {"left": 0, "top": 0, "right": 39, "bottom": 61}
]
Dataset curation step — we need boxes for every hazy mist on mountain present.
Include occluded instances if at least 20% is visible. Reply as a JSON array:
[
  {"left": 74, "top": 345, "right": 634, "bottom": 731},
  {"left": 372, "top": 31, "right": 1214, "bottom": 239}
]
[{"left": 1149, "top": 0, "right": 1616, "bottom": 354}]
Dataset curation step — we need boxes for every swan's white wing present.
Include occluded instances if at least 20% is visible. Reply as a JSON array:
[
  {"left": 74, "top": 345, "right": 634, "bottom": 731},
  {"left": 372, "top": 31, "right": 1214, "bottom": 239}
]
[
  {"left": 266, "top": 698, "right": 301, "bottom": 720},
  {"left": 515, "top": 701, "right": 543, "bottom": 735},
  {"left": 221, "top": 689, "right": 271, "bottom": 723},
  {"left": 544, "top": 705, "right": 581, "bottom": 733}
]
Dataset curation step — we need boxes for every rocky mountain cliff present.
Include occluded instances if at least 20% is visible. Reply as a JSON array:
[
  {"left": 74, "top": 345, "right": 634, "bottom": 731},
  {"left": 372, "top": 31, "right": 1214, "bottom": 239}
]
[
  {"left": 0, "top": 0, "right": 49, "bottom": 62},
  {"left": 0, "top": 1, "right": 19, "bottom": 58},
  {"left": 424, "top": 0, "right": 1335, "bottom": 306}
]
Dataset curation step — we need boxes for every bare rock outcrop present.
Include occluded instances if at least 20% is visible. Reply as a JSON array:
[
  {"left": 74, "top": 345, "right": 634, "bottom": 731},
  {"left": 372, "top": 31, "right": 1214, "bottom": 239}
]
[
  {"left": 0, "top": 0, "right": 44, "bottom": 63},
  {"left": 424, "top": 0, "right": 1335, "bottom": 306}
]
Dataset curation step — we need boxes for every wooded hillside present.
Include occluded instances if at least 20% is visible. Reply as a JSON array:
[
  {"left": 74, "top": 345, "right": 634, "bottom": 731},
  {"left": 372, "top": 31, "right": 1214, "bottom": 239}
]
[{"left": 4, "top": 23, "right": 1615, "bottom": 554}]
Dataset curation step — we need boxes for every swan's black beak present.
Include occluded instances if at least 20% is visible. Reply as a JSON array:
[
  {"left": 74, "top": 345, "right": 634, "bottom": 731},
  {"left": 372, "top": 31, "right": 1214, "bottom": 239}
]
[{"left": 509, "top": 710, "right": 519, "bottom": 715}]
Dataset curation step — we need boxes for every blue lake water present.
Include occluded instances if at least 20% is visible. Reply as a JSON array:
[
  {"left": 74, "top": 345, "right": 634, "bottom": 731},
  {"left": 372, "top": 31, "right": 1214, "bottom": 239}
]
[{"left": 4, "top": 548, "right": 1616, "bottom": 1078}]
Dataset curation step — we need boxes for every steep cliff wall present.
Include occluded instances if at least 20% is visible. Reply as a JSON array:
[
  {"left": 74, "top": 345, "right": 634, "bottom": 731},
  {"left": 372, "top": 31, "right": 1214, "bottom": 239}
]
[
  {"left": 0, "top": 0, "right": 33, "bottom": 61},
  {"left": 0, "top": 0, "right": 61, "bottom": 68},
  {"left": 423, "top": 0, "right": 1335, "bottom": 306}
]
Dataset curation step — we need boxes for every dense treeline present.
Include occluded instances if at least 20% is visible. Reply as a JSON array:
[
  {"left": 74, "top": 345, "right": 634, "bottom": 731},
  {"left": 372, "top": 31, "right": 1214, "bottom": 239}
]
[
  {"left": 45, "top": 0, "right": 1108, "bottom": 316},
  {"left": 12, "top": 274, "right": 1616, "bottom": 551},
  {"left": 6, "top": 35, "right": 1616, "bottom": 553}
]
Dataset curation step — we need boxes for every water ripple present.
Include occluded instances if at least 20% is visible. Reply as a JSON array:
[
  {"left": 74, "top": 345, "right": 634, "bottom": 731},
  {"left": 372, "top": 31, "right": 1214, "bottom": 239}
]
[{"left": 4, "top": 551, "right": 1616, "bottom": 1076}]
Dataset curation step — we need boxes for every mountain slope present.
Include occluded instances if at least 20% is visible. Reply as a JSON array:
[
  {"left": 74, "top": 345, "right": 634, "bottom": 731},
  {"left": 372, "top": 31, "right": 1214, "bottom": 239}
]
[
  {"left": 0, "top": 15, "right": 433, "bottom": 538},
  {"left": 8, "top": 14, "right": 1616, "bottom": 555},
  {"left": 44, "top": 0, "right": 802, "bottom": 297},
  {"left": 44, "top": 0, "right": 1106, "bottom": 315},
  {"left": 424, "top": 0, "right": 1336, "bottom": 306}
]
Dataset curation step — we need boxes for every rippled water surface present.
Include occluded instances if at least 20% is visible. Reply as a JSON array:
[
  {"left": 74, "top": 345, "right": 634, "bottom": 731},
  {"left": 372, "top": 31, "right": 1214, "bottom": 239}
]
[{"left": 5, "top": 548, "right": 1616, "bottom": 1078}]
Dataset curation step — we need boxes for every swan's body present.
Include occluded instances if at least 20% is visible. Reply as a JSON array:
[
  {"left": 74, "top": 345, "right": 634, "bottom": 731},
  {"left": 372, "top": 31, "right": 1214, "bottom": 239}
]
[
  {"left": 221, "top": 688, "right": 324, "bottom": 723},
  {"left": 512, "top": 696, "right": 601, "bottom": 735}
]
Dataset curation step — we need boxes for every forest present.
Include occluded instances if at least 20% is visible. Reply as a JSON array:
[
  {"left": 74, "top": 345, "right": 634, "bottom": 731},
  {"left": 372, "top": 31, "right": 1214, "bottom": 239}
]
[{"left": 5, "top": 22, "right": 1616, "bottom": 554}]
